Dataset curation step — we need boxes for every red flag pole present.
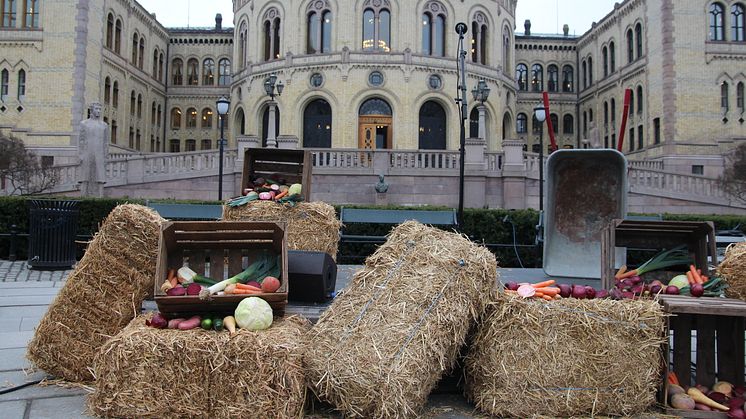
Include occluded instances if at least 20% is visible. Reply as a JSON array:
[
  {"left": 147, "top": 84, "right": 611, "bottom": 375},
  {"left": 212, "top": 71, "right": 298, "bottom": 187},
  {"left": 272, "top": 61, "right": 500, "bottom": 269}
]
[
  {"left": 616, "top": 89, "right": 632, "bottom": 152},
  {"left": 542, "top": 92, "right": 558, "bottom": 152}
]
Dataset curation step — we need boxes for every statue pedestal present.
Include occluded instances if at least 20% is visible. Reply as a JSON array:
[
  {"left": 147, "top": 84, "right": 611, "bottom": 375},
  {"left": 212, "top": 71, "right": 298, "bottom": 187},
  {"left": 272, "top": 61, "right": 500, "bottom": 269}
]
[{"left": 375, "top": 192, "right": 388, "bottom": 206}]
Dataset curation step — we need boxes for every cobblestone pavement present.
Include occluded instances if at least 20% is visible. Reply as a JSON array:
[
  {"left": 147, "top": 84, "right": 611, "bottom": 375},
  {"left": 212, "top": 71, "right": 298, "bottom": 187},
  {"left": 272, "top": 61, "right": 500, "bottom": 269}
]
[{"left": 0, "top": 260, "right": 71, "bottom": 282}]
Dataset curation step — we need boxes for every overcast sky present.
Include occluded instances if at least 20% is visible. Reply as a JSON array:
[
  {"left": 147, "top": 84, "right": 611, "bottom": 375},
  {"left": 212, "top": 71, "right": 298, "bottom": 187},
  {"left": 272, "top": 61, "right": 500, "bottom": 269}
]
[{"left": 137, "top": 0, "right": 618, "bottom": 35}]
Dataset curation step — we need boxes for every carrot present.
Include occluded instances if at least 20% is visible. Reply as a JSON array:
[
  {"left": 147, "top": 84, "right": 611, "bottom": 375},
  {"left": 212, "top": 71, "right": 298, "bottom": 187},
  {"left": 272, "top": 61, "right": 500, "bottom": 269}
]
[
  {"left": 686, "top": 271, "right": 695, "bottom": 285},
  {"left": 668, "top": 371, "right": 680, "bottom": 386},
  {"left": 533, "top": 291, "right": 545, "bottom": 298},
  {"left": 224, "top": 284, "right": 237, "bottom": 294},
  {"left": 531, "top": 279, "right": 556, "bottom": 288},
  {"left": 697, "top": 268, "right": 702, "bottom": 276},
  {"left": 701, "top": 275, "right": 709, "bottom": 284},
  {"left": 230, "top": 288, "right": 263, "bottom": 295},
  {"left": 167, "top": 269, "right": 178, "bottom": 287},
  {"left": 690, "top": 265, "right": 703, "bottom": 284},
  {"left": 616, "top": 269, "right": 638, "bottom": 280},
  {"left": 273, "top": 190, "right": 288, "bottom": 200},
  {"left": 535, "top": 287, "right": 560, "bottom": 296},
  {"left": 615, "top": 265, "right": 628, "bottom": 278},
  {"left": 236, "top": 283, "right": 262, "bottom": 292},
  {"left": 541, "top": 294, "right": 554, "bottom": 301}
]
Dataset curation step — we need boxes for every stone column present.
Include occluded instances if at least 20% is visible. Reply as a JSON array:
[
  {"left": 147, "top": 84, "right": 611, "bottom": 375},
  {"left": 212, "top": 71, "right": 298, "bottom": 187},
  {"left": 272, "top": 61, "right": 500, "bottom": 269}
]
[
  {"left": 478, "top": 104, "right": 487, "bottom": 143},
  {"left": 276, "top": 135, "right": 299, "bottom": 150},
  {"left": 267, "top": 101, "right": 278, "bottom": 148},
  {"left": 501, "top": 139, "right": 528, "bottom": 210}
]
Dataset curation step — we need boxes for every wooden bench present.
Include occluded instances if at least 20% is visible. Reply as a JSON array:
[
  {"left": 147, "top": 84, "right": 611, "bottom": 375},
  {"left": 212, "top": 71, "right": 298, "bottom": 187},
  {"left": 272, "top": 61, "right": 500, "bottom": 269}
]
[
  {"left": 339, "top": 207, "right": 458, "bottom": 243},
  {"left": 147, "top": 203, "right": 223, "bottom": 221}
]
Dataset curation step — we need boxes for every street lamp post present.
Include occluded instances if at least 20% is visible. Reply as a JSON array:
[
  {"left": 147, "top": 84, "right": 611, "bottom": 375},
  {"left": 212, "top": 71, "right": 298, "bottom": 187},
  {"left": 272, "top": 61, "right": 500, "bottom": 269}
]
[
  {"left": 471, "top": 79, "right": 491, "bottom": 140},
  {"left": 216, "top": 96, "right": 231, "bottom": 201},
  {"left": 263, "top": 73, "right": 284, "bottom": 148},
  {"left": 533, "top": 105, "right": 546, "bottom": 215}
]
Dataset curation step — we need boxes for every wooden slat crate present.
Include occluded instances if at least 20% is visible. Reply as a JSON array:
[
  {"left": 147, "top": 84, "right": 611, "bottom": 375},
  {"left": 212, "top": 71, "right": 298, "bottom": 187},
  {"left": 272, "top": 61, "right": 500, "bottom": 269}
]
[
  {"left": 659, "top": 295, "right": 746, "bottom": 418},
  {"left": 240, "top": 148, "right": 312, "bottom": 199},
  {"left": 154, "top": 221, "right": 289, "bottom": 317},
  {"left": 600, "top": 220, "right": 716, "bottom": 290}
]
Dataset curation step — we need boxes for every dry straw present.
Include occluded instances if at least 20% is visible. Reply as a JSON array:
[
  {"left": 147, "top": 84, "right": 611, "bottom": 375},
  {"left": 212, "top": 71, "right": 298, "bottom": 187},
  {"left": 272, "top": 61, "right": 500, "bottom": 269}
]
[
  {"left": 88, "top": 314, "right": 310, "bottom": 419},
  {"left": 26, "top": 204, "right": 163, "bottom": 382},
  {"left": 465, "top": 296, "right": 666, "bottom": 418},
  {"left": 222, "top": 201, "right": 341, "bottom": 260},
  {"left": 303, "top": 221, "right": 497, "bottom": 419},
  {"left": 717, "top": 242, "right": 746, "bottom": 300}
]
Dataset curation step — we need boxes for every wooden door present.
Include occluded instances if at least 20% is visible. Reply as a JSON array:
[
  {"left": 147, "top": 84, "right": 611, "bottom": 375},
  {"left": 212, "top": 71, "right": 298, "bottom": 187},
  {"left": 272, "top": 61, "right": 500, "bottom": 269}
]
[{"left": 358, "top": 123, "right": 378, "bottom": 150}]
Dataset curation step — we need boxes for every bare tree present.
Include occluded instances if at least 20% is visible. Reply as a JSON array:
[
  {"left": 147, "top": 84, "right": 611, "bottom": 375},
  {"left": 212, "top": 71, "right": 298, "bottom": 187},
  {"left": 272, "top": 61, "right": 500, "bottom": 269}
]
[
  {"left": 0, "top": 134, "right": 59, "bottom": 195},
  {"left": 720, "top": 142, "right": 746, "bottom": 205}
]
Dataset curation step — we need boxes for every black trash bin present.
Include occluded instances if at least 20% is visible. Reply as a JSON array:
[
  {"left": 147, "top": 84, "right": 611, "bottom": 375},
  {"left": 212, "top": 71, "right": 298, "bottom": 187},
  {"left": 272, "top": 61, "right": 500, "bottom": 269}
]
[{"left": 27, "top": 200, "right": 80, "bottom": 270}]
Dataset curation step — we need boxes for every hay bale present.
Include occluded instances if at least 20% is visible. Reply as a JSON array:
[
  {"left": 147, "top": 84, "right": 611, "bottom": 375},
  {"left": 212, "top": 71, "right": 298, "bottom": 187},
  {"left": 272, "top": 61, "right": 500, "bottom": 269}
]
[
  {"left": 88, "top": 314, "right": 311, "bottom": 419},
  {"left": 27, "top": 204, "right": 163, "bottom": 382},
  {"left": 718, "top": 242, "right": 746, "bottom": 300},
  {"left": 222, "top": 201, "right": 341, "bottom": 260},
  {"left": 465, "top": 296, "right": 666, "bottom": 418},
  {"left": 303, "top": 221, "right": 496, "bottom": 418}
]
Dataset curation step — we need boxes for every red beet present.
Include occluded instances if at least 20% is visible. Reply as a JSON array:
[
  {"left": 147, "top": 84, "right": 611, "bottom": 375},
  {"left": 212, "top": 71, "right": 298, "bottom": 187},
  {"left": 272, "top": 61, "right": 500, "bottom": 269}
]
[
  {"left": 708, "top": 391, "right": 728, "bottom": 404},
  {"left": 665, "top": 285, "right": 680, "bottom": 295},
  {"left": 166, "top": 286, "right": 186, "bottom": 296},
  {"left": 690, "top": 283, "right": 705, "bottom": 297},
  {"left": 736, "top": 386, "right": 746, "bottom": 397}
]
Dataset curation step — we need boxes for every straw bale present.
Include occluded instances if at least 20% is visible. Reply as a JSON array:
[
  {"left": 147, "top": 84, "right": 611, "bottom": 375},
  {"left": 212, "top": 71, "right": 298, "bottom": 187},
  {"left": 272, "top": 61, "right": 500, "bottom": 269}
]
[
  {"left": 303, "top": 221, "right": 497, "bottom": 419},
  {"left": 27, "top": 204, "right": 163, "bottom": 383},
  {"left": 465, "top": 296, "right": 666, "bottom": 418},
  {"left": 717, "top": 242, "right": 746, "bottom": 300},
  {"left": 222, "top": 200, "right": 341, "bottom": 260},
  {"left": 88, "top": 314, "right": 311, "bottom": 419}
]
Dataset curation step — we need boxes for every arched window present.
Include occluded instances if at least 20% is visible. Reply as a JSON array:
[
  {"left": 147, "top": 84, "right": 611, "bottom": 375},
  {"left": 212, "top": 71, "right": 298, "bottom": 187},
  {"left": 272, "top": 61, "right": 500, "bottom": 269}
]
[
  {"left": 610, "top": 99, "right": 616, "bottom": 125},
  {"left": 422, "top": 1, "right": 446, "bottom": 56},
  {"left": 362, "top": 1, "right": 391, "bottom": 52},
  {"left": 23, "top": 0, "right": 38, "bottom": 28},
  {"left": 157, "top": 105, "right": 162, "bottom": 126},
  {"left": 710, "top": 3, "right": 725, "bottom": 41},
  {"left": 602, "top": 46, "right": 608, "bottom": 78},
  {"left": 303, "top": 99, "right": 333, "bottom": 148},
  {"left": 563, "top": 114, "right": 574, "bottom": 134},
  {"left": 104, "top": 77, "right": 111, "bottom": 104},
  {"left": 0, "top": 69, "right": 8, "bottom": 99},
  {"left": 359, "top": 97, "right": 392, "bottom": 115},
  {"left": 550, "top": 113, "right": 559, "bottom": 134},
  {"left": 158, "top": 52, "right": 164, "bottom": 81},
  {"left": 581, "top": 60, "right": 587, "bottom": 89},
  {"left": 115, "top": 19, "right": 122, "bottom": 53},
  {"left": 503, "top": 26, "right": 511, "bottom": 73},
  {"left": 469, "top": 107, "right": 479, "bottom": 138},
  {"left": 136, "top": 129, "right": 141, "bottom": 150},
  {"left": 547, "top": 65, "right": 558, "bottom": 92},
  {"left": 261, "top": 107, "right": 281, "bottom": 147},
  {"left": 583, "top": 111, "right": 587, "bottom": 137},
  {"left": 721, "top": 81, "right": 729, "bottom": 109},
  {"left": 218, "top": 59, "right": 231, "bottom": 86},
  {"left": 629, "top": 88, "right": 635, "bottom": 115},
  {"left": 502, "top": 112, "right": 512, "bottom": 140},
  {"left": 627, "top": 28, "right": 634, "bottom": 63},
  {"left": 152, "top": 49, "right": 158, "bottom": 78},
  {"left": 637, "top": 85, "right": 643, "bottom": 114},
  {"left": 531, "top": 114, "right": 542, "bottom": 134},
  {"left": 172, "top": 58, "right": 183, "bottom": 85},
  {"left": 737, "top": 82, "right": 745, "bottom": 112},
  {"left": 202, "top": 58, "right": 215, "bottom": 85},
  {"left": 106, "top": 13, "right": 114, "bottom": 49},
  {"left": 603, "top": 101, "right": 609, "bottom": 129},
  {"left": 531, "top": 64, "right": 543, "bottom": 92},
  {"left": 733, "top": 3, "right": 745, "bottom": 41},
  {"left": 635, "top": 23, "right": 643, "bottom": 57},
  {"left": 151, "top": 102, "right": 156, "bottom": 125},
  {"left": 238, "top": 21, "right": 247, "bottom": 68},
  {"left": 235, "top": 108, "right": 245, "bottom": 136},
  {"left": 129, "top": 91, "right": 135, "bottom": 115},
  {"left": 588, "top": 56, "right": 593, "bottom": 85},
  {"left": 170, "top": 108, "right": 181, "bottom": 129},
  {"left": 137, "top": 94, "right": 142, "bottom": 118},
  {"left": 609, "top": 41, "right": 616, "bottom": 72},
  {"left": 1, "top": 0, "right": 16, "bottom": 27},
  {"left": 516, "top": 113, "right": 527, "bottom": 134},
  {"left": 471, "top": 12, "right": 488, "bottom": 65},
  {"left": 131, "top": 33, "right": 138, "bottom": 65},
  {"left": 112, "top": 80, "right": 119, "bottom": 107},
  {"left": 186, "top": 107, "right": 197, "bottom": 128},
  {"left": 128, "top": 127, "right": 134, "bottom": 148},
  {"left": 562, "top": 65, "right": 574, "bottom": 92},
  {"left": 138, "top": 36, "right": 145, "bottom": 69},
  {"left": 307, "top": 1, "right": 332, "bottom": 54},
  {"left": 111, "top": 120, "right": 117, "bottom": 143},
  {"left": 187, "top": 58, "right": 198, "bottom": 85},
  {"left": 263, "top": 8, "right": 282, "bottom": 60},
  {"left": 201, "top": 108, "right": 213, "bottom": 129},
  {"left": 419, "top": 101, "right": 447, "bottom": 150},
  {"left": 516, "top": 63, "right": 528, "bottom": 91}
]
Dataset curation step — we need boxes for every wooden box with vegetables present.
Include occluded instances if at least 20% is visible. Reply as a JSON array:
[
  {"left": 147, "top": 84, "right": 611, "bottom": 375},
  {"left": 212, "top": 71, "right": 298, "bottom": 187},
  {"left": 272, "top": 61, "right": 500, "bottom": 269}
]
[
  {"left": 239, "top": 148, "right": 312, "bottom": 202},
  {"left": 154, "top": 221, "right": 289, "bottom": 318}
]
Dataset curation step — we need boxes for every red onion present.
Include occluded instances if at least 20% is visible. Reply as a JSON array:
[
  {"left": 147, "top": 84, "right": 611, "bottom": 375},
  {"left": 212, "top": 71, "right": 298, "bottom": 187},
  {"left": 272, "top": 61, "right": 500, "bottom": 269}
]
[
  {"left": 504, "top": 281, "right": 519, "bottom": 291},
  {"left": 650, "top": 284, "right": 662, "bottom": 294},
  {"left": 557, "top": 283, "right": 572, "bottom": 298},
  {"left": 728, "top": 408, "right": 746, "bottom": 419},
  {"left": 166, "top": 286, "right": 186, "bottom": 296},
  {"left": 145, "top": 312, "right": 168, "bottom": 329},
  {"left": 730, "top": 398, "right": 745, "bottom": 410},
  {"left": 629, "top": 275, "right": 642, "bottom": 285},
  {"left": 186, "top": 283, "right": 202, "bottom": 295},
  {"left": 708, "top": 392, "right": 728, "bottom": 404},
  {"left": 690, "top": 283, "right": 705, "bottom": 297},
  {"left": 585, "top": 286, "right": 596, "bottom": 299},
  {"left": 665, "top": 285, "right": 680, "bottom": 295},
  {"left": 572, "top": 285, "right": 587, "bottom": 299},
  {"left": 596, "top": 289, "right": 609, "bottom": 299}
]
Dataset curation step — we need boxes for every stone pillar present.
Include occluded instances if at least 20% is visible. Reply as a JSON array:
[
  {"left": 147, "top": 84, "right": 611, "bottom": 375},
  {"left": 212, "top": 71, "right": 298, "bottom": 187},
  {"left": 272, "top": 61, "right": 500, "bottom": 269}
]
[
  {"left": 276, "top": 135, "right": 299, "bottom": 150},
  {"left": 478, "top": 104, "right": 487, "bottom": 143},
  {"left": 464, "top": 137, "right": 487, "bottom": 209},
  {"left": 267, "top": 101, "right": 278, "bottom": 148},
  {"left": 465, "top": 137, "right": 486, "bottom": 170},
  {"left": 501, "top": 139, "right": 528, "bottom": 209}
]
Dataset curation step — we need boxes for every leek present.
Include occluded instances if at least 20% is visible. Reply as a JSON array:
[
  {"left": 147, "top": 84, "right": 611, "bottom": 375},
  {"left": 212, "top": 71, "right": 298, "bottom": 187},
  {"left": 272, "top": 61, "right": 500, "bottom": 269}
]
[
  {"left": 199, "top": 252, "right": 277, "bottom": 298},
  {"left": 634, "top": 245, "right": 692, "bottom": 276}
]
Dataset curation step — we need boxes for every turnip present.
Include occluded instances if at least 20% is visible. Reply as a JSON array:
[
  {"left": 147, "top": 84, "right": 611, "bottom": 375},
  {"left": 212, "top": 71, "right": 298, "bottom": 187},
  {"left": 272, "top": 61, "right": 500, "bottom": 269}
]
[
  {"left": 714, "top": 381, "right": 734, "bottom": 397},
  {"left": 557, "top": 283, "right": 572, "bottom": 298},
  {"left": 666, "top": 285, "right": 680, "bottom": 295}
]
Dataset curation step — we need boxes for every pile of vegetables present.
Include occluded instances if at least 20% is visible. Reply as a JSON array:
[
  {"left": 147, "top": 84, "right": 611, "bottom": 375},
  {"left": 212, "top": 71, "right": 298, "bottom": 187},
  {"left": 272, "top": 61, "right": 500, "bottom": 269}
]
[
  {"left": 146, "top": 297, "right": 274, "bottom": 333},
  {"left": 228, "top": 174, "right": 303, "bottom": 207},
  {"left": 503, "top": 280, "right": 608, "bottom": 301},
  {"left": 667, "top": 372, "right": 745, "bottom": 417}
]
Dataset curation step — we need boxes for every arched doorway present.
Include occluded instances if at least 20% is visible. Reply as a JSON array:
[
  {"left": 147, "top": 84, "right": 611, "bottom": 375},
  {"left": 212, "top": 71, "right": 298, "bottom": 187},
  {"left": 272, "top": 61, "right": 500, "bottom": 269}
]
[
  {"left": 418, "top": 100, "right": 446, "bottom": 150},
  {"left": 358, "top": 98, "right": 392, "bottom": 149},
  {"left": 235, "top": 108, "right": 246, "bottom": 136},
  {"left": 303, "top": 99, "right": 332, "bottom": 148}
]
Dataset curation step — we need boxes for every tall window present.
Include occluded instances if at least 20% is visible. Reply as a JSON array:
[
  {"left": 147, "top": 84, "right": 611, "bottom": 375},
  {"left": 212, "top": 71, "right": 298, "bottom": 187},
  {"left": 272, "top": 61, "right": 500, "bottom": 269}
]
[
  {"left": 131, "top": 33, "right": 138, "bottom": 65},
  {"left": 172, "top": 58, "right": 183, "bottom": 85},
  {"left": 171, "top": 108, "right": 181, "bottom": 129},
  {"left": 503, "top": 26, "right": 511, "bottom": 72},
  {"left": 547, "top": 65, "right": 558, "bottom": 92},
  {"left": 516, "top": 113, "right": 527, "bottom": 134},
  {"left": 581, "top": 60, "right": 587, "bottom": 89},
  {"left": 654, "top": 118, "right": 661, "bottom": 144},
  {"left": 138, "top": 36, "right": 145, "bottom": 69},
  {"left": 531, "top": 64, "right": 543, "bottom": 92},
  {"left": 111, "top": 120, "right": 117, "bottom": 143},
  {"left": 635, "top": 23, "right": 643, "bottom": 58},
  {"left": 710, "top": 3, "right": 725, "bottom": 41},
  {"left": 263, "top": 8, "right": 282, "bottom": 60},
  {"left": 0, "top": 69, "right": 8, "bottom": 100},
  {"left": 722, "top": 81, "right": 729, "bottom": 109},
  {"left": 609, "top": 41, "right": 616, "bottom": 72},
  {"left": 611, "top": 99, "right": 616, "bottom": 127},
  {"left": 469, "top": 108, "right": 479, "bottom": 138},
  {"left": 733, "top": 3, "right": 745, "bottom": 41},
  {"left": 106, "top": 13, "right": 114, "bottom": 48},
  {"left": 23, "top": 0, "right": 38, "bottom": 28},
  {"left": 114, "top": 19, "right": 122, "bottom": 54},
  {"left": 218, "top": 59, "right": 231, "bottom": 86},
  {"left": 235, "top": 108, "right": 245, "bottom": 135},
  {"left": 202, "top": 58, "right": 215, "bottom": 85},
  {"left": 169, "top": 140, "right": 180, "bottom": 153},
  {"left": 419, "top": 101, "right": 447, "bottom": 150},
  {"left": 2, "top": 0, "right": 16, "bottom": 27},
  {"left": 629, "top": 89, "right": 635, "bottom": 115},
  {"left": 471, "top": 12, "right": 488, "bottom": 65},
  {"left": 136, "top": 129, "right": 141, "bottom": 150},
  {"left": 422, "top": 2, "right": 446, "bottom": 56},
  {"left": 532, "top": 114, "right": 542, "bottom": 134},
  {"left": 157, "top": 105, "right": 162, "bottom": 126},
  {"left": 362, "top": 2, "right": 391, "bottom": 52},
  {"left": 602, "top": 46, "right": 608, "bottom": 78},
  {"left": 104, "top": 77, "right": 110, "bottom": 104},
  {"left": 201, "top": 108, "right": 213, "bottom": 129},
  {"left": 638, "top": 125, "right": 643, "bottom": 150},
  {"left": 201, "top": 139, "right": 212, "bottom": 150},
  {"left": 128, "top": 127, "right": 134, "bottom": 148},
  {"left": 737, "top": 82, "right": 744, "bottom": 112},
  {"left": 562, "top": 65, "right": 573, "bottom": 92},
  {"left": 152, "top": 49, "right": 158, "bottom": 78},
  {"left": 238, "top": 21, "right": 247, "bottom": 69},
  {"left": 588, "top": 57, "right": 593, "bottom": 85},
  {"left": 603, "top": 101, "right": 609, "bottom": 131},
  {"left": 550, "top": 113, "right": 559, "bottom": 134},
  {"left": 307, "top": 1, "right": 332, "bottom": 54},
  {"left": 151, "top": 102, "right": 156, "bottom": 125},
  {"left": 627, "top": 29, "right": 634, "bottom": 63},
  {"left": 112, "top": 80, "right": 118, "bottom": 107},
  {"left": 158, "top": 52, "right": 164, "bottom": 81},
  {"left": 562, "top": 114, "right": 574, "bottom": 134},
  {"left": 637, "top": 86, "right": 643, "bottom": 114},
  {"left": 303, "top": 99, "right": 333, "bottom": 148},
  {"left": 629, "top": 128, "right": 635, "bottom": 152},
  {"left": 186, "top": 107, "right": 197, "bottom": 128},
  {"left": 187, "top": 58, "right": 198, "bottom": 85},
  {"left": 137, "top": 94, "right": 142, "bottom": 118},
  {"left": 516, "top": 64, "right": 528, "bottom": 91},
  {"left": 129, "top": 91, "right": 135, "bottom": 115}
]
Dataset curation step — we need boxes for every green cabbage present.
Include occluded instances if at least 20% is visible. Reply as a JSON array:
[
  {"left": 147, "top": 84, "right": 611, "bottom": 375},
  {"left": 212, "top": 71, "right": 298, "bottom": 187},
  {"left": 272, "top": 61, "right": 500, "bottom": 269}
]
[
  {"left": 234, "top": 297, "right": 273, "bottom": 331},
  {"left": 288, "top": 183, "right": 302, "bottom": 196}
]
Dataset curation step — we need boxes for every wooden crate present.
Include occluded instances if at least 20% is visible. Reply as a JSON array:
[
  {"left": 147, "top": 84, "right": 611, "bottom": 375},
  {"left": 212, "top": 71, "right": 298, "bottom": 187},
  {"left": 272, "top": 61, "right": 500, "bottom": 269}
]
[
  {"left": 154, "top": 221, "right": 288, "bottom": 317},
  {"left": 601, "top": 220, "right": 716, "bottom": 290},
  {"left": 659, "top": 295, "right": 746, "bottom": 418},
  {"left": 241, "top": 148, "right": 312, "bottom": 199}
]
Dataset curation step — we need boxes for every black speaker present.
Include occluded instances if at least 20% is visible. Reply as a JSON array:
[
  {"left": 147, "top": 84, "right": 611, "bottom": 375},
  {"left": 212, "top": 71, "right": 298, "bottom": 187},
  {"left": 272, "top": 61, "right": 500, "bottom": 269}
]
[{"left": 287, "top": 250, "right": 337, "bottom": 303}]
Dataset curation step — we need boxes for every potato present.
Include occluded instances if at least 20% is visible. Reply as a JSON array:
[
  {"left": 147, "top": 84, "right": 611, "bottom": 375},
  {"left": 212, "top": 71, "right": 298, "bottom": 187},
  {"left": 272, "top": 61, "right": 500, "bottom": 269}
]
[{"left": 671, "top": 393, "right": 696, "bottom": 410}]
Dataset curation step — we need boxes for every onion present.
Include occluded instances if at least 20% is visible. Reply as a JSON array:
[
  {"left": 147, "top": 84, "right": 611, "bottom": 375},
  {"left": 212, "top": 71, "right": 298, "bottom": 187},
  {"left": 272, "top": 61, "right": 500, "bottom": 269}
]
[
  {"left": 166, "top": 286, "right": 187, "bottom": 296},
  {"left": 708, "top": 391, "right": 728, "bottom": 404},
  {"left": 621, "top": 291, "right": 635, "bottom": 299},
  {"left": 609, "top": 288, "right": 623, "bottom": 300},
  {"left": 145, "top": 312, "right": 168, "bottom": 329},
  {"left": 629, "top": 275, "right": 642, "bottom": 285},
  {"left": 650, "top": 284, "right": 662, "bottom": 294},
  {"left": 730, "top": 398, "right": 745, "bottom": 410},
  {"left": 631, "top": 284, "right": 645, "bottom": 294},
  {"left": 557, "top": 283, "right": 572, "bottom": 298},
  {"left": 665, "top": 285, "right": 680, "bottom": 295},
  {"left": 729, "top": 408, "right": 746, "bottom": 419},
  {"left": 571, "top": 285, "right": 587, "bottom": 299},
  {"left": 596, "top": 289, "right": 609, "bottom": 299},
  {"left": 585, "top": 286, "right": 596, "bottom": 299},
  {"left": 186, "top": 283, "right": 203, "bottom": 296},
  {"left": 735, "top": 385, "right": 746, "bottom": 397},
  {"left": 505, "top": 281, "right": 519, "bottom": 291},
  {"left": 621, "top": 278, "right": 635, "bottom": 288},
  {"left": 690, "top": 283, "right": 705, "bottom": 297}
]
